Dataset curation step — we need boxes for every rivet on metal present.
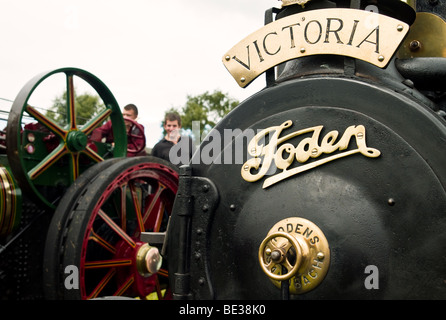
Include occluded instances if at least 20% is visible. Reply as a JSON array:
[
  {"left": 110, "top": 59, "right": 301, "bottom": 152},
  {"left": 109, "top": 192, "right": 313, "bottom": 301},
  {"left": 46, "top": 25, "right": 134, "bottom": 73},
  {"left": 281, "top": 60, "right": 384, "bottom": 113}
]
[
  {"left": 397, "top": 25, "right": 404, "bottom": 32},
  {"left": 409, "top": 40, "right": 421, "bottom": 51},
  {"left": 225, "top": 55, "right": 231, "bottom": 61},
  {"left": 240, "top": 77, "right": 246, "bottom": 83},
  {"left": 300, "top": 47, "right": 306, "bottom": 53},
  {"left": 378, "top": 55, "right": 385, "bottom": 62}
]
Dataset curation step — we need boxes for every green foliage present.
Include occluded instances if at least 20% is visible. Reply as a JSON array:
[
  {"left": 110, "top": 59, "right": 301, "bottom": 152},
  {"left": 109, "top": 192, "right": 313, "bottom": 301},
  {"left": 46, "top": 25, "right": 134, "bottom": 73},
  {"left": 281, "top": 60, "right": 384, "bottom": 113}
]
[
  {"left": 46, "top": 90, "right": 105, "bottom": 127},
  {"left": 164, "top": 90, "right": 238, "bottom": 141}
]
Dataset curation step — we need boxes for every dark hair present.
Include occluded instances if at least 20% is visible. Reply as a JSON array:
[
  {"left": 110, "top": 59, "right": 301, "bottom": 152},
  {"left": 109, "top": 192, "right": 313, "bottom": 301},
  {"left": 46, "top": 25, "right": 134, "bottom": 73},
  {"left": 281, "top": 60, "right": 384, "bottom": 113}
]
[
  {"left": 165, "top": 112, "right": 181, "bottom": 126},
  {"left": 124, "top": 104, "right": 138, "bottom": 116}
]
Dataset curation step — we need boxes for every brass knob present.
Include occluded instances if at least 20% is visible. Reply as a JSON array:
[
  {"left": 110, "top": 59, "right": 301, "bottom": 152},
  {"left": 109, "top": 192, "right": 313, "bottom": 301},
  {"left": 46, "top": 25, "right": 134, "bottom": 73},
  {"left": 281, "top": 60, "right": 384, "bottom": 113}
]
[
  {"left": 258, "top": 217, "right": 330, "bottom": 294},
  {"left": 258, "top": 231, "right": 303, "bottom": 281}
]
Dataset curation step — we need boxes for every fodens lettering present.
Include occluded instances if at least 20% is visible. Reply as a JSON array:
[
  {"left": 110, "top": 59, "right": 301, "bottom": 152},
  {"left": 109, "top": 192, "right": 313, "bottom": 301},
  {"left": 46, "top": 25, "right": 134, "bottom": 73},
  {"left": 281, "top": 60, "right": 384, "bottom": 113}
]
[{"left": 241, "top": 120, "right": 381, "bottom": 188}]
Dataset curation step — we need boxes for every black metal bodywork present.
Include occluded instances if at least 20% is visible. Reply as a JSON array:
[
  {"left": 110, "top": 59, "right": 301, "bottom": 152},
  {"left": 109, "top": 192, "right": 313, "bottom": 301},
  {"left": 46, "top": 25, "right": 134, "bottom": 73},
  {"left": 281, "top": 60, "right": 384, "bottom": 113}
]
[{"left": 168, "top": 0, "right": 446, "bottom": 300}]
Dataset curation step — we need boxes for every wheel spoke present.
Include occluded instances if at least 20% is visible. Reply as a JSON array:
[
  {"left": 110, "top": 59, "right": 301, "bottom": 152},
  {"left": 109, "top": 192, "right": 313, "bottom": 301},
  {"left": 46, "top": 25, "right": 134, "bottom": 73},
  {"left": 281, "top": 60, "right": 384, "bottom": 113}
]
[
  {"left": 148, "top": 201, "right": 166, "bottom": 233},
  {"left": 154, "top": 277, "right": 163, "bottom": 300},
  {"left": 81, "top": 108, "right": 112, "bottom": 135},
  {"left": 98, "top": 209, "right": 136, "bottom": 248},
  {"left": 129, "top": 182, "right": 145, "bottom": 233},
  {"left": 25, "top": 105, "right": 67, "bottom": 139},
  {"left": 84, "top": 259, "right": 132, "bottom": 269},
  {"left": 66, "top": 73, "right": 77, "bottom": 130},
  {"left": 28, "top": 144, "right": 69, "bottom": 180},
  {"left": 86, "top": 268, "right": 116, "bottom": 300},
  {"left": 113, "top": 274, "right": 135, "bottom": 296},
  {"left": 83, "top": 145, "right": 105, "bottom": 163},
  {"left": 120, "top": 185, "right": 127, "bottom": 233},
  {"left": 68, "top": 152, "right": 81, "bottom": 184},
  {"left": 142, "top": 183, "right": 166, "bottom": 226},
  {"left": 88, "top": 229, "right": 116, "bottom": 254},
  {"left": 158, "top": 268, "right": 169, "bottom": 278}
]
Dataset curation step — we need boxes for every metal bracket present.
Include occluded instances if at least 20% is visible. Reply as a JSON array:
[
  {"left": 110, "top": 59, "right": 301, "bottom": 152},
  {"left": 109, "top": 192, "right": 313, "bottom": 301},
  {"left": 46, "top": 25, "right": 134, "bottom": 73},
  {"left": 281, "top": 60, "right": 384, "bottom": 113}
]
[
  {"left": 170, "top": 165, "right": 219, "bottom": 300},
  {"left": 264, "top": 7, "right": 282, "bottom": 87}
]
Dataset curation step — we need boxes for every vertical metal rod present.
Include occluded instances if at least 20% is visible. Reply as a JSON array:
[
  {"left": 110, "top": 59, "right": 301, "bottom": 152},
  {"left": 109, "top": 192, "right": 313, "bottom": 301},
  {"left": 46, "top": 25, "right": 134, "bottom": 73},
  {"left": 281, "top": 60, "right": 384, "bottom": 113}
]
[
  {"left": 281, "top": 280, "right": 290, "bottom": 300},
  {"left": 173, "top": 165, "right": 193, "bottom": 300},
  {"left": 344, "top": 0, "right": 362, "bottom": 76},
  {"left": 264, "top": 7, "right": 280, "bottom": 87},
  {"left": 280, "top": 266, "right": 290, "bottom": 300}
]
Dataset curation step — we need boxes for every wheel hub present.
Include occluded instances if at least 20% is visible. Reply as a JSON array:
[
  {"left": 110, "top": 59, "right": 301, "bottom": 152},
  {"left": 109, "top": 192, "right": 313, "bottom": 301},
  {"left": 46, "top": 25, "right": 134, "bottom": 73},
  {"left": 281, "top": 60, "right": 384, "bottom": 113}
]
[
  {"left": 67, "top": 130, "right": 88, "bottom": 152},
  {"left": 136, "top": 243, "right": 162, "bottom": 276}
]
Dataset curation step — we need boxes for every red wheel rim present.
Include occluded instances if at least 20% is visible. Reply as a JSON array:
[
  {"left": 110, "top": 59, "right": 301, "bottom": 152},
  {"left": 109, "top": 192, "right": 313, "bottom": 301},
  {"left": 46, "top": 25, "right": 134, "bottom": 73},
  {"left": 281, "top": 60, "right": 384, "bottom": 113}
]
[
  {"left": 78, "top": 162, "right": 178, "bottom": 299},
  {"left": 124, "top": 118, "right": 146, "bottom": 155}
]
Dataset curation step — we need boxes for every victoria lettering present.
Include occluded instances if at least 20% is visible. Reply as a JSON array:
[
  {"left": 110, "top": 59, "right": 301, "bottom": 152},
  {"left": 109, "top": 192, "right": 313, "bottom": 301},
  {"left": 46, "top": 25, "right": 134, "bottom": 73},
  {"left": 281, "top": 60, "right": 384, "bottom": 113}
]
[
  {"left": 241, "top": 120, "right": 381, "bottom": 188},
  {"left": 232, "top": 16, "right": 380, "bottom": 71}
]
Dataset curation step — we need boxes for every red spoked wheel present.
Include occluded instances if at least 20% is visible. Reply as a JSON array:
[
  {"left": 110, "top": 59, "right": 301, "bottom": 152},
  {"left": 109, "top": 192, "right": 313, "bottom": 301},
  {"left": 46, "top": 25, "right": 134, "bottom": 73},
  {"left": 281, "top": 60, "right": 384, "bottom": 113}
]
[
  {"left": 47, "top": 156, "right": 178, "bottom": 300},
  {"left": 124, "top": 118, "right": 146, "bottom": 156}
]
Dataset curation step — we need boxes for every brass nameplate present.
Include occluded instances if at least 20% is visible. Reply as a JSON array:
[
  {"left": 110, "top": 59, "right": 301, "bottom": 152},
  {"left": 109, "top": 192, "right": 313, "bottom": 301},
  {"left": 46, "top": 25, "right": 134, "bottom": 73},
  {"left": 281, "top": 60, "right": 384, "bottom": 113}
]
[
  {"left": 223, "top": 8, "right": 409, "bottom": 87},
  {"left": 241, "top": 120, "right": 381, "bottom": 188},
  {"left": 281, "top": 0, "right": 312, "bottom": 7}
]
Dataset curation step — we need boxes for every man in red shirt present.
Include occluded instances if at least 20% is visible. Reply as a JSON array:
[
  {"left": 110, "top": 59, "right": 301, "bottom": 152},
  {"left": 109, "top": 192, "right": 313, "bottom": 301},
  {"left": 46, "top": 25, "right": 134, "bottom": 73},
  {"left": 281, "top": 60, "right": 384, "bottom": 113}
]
[{"left": 90, "top": 104, "right": 146, "bottom": 157}]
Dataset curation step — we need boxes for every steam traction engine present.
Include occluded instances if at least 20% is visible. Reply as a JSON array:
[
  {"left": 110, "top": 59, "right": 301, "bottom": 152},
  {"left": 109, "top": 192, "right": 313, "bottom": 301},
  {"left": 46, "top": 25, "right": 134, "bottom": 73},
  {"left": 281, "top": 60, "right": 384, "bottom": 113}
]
[
  {"left": 1, "top": 0, "right": 445, "bottom": 300},
  {"left": 167, "top": 0, "right": 446, "bottom": 299}
]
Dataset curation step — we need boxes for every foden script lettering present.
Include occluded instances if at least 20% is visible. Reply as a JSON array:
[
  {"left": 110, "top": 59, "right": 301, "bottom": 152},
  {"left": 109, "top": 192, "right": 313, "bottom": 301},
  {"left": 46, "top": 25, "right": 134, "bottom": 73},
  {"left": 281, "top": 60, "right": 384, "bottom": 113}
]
[{"left": 241, "top": 120, "right": 381, "bottom": 188}]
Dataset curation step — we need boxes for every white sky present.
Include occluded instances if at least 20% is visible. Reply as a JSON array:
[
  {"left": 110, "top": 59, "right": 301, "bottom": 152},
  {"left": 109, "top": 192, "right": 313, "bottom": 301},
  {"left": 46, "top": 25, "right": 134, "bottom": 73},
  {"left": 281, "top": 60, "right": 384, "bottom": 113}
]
[{"left": 0, "top": 0, "right": 280, "bottom": 148}]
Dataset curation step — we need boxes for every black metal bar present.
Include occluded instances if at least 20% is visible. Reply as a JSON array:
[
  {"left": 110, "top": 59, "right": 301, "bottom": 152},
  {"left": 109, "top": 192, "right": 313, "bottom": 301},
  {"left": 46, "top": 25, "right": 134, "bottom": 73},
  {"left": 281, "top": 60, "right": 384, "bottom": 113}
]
[
  {"left": 281, "top": 280, "right": 290, "bottom": 300},
  {"left": 350, "top": 0, "right": 361, "bottom": 9},
  {"left": 172, "top": 165, "right": 193, "bottom": 300},
  {"left": 264, "top": 7, "right": 281, "bottom": 87}
]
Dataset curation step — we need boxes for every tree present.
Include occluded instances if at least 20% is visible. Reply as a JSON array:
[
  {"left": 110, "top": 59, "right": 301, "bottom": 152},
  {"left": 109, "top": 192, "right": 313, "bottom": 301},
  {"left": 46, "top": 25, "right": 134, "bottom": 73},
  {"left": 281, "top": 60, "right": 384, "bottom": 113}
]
[
  {"left": 167, "top": 90, "right": 238, "bottom": 141},
  {"left": 46, "top": 90, "right": 105, "bottom": 127}
]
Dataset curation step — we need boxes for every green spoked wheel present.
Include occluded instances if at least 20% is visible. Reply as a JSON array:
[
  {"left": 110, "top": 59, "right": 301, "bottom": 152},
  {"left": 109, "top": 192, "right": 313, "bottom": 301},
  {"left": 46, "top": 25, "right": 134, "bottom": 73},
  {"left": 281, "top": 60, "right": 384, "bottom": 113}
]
[
  {"left": 6, "top": 67, "right": 127, "bottom": 209},
  {"left": 44, "top": 156, "right": 178, "bottom": 300}
]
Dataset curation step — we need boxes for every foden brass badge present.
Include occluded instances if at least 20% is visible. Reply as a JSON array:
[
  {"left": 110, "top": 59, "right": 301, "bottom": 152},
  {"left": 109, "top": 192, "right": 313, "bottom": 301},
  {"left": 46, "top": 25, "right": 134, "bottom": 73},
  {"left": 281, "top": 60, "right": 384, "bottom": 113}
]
[{"left": 241, "top": 120, "right": 381, "bottom": 188}]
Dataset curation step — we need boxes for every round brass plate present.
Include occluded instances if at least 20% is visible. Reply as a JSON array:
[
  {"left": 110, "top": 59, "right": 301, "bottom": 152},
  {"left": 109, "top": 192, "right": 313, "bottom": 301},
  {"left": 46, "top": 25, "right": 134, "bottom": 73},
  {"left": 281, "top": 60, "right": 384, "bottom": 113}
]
[
  {"left": 398, "top": 12, "right": 446, "bottom": 58},
  {"left": 258, "top": 217, "right": 330, "bottom": 294}
]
